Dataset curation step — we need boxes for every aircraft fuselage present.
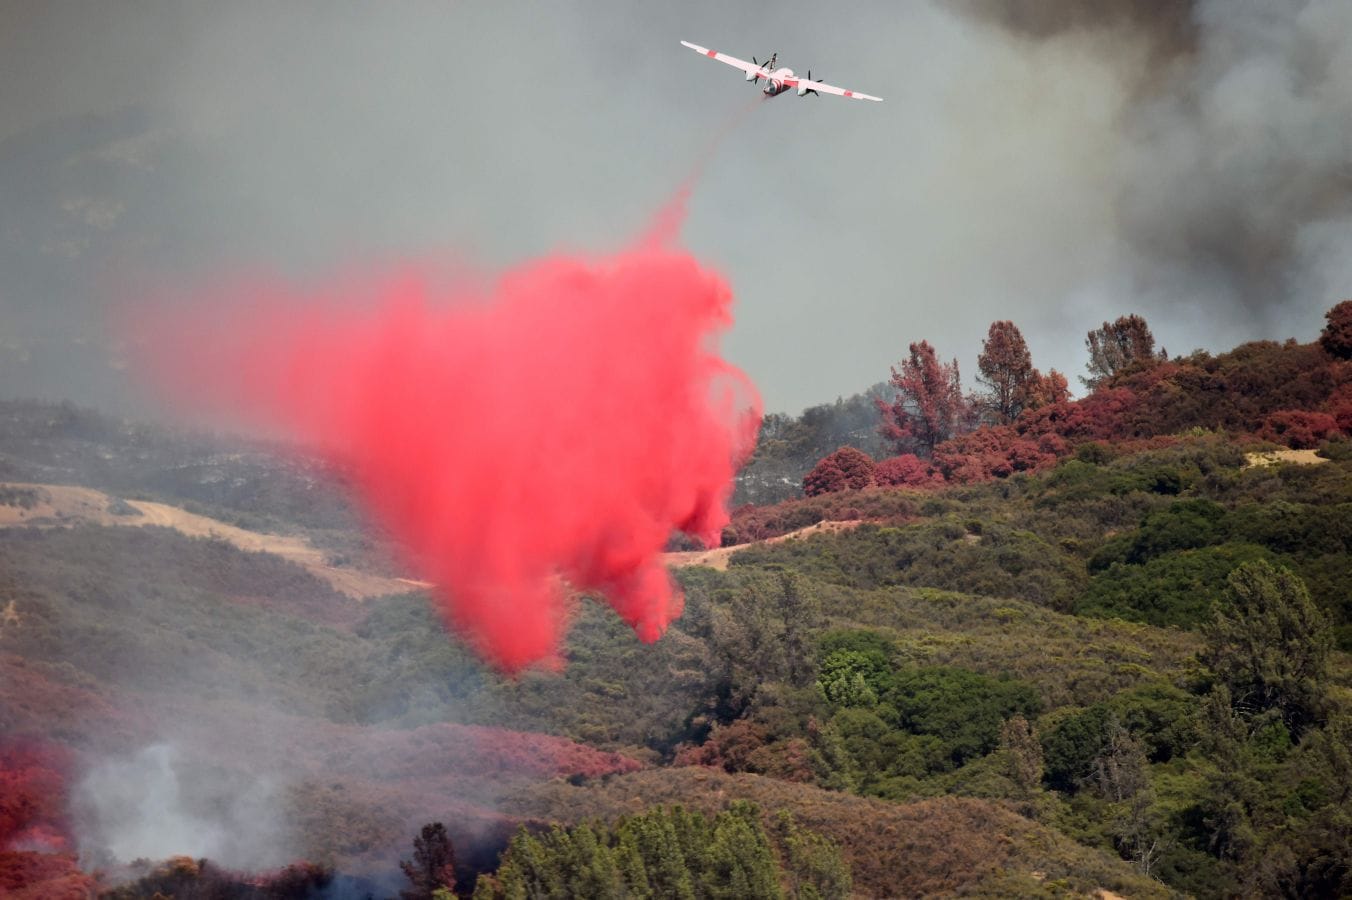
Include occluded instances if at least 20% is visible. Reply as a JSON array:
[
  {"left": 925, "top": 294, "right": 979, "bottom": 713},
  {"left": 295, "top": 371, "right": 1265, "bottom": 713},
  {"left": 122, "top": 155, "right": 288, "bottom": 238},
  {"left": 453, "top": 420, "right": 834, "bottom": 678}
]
[{"left": 762, "top": 67, "right": 795, "bottom": 96}]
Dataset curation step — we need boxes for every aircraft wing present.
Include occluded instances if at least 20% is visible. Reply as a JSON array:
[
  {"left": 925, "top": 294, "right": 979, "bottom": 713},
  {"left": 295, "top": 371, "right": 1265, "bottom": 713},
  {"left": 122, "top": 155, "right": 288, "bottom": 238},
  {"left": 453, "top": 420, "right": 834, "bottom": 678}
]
[
  {"left": 680, "top": 41, "right": 769, "bottom": 80},
  {"left": 788, "top": 77, "right": 883, "bottom": 102}
]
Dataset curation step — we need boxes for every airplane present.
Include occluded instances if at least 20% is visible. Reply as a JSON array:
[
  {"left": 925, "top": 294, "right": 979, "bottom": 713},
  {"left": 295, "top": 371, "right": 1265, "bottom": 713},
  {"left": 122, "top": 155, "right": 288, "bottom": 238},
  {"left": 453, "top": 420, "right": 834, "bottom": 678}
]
[{"left": 680, "top": 40, "right": 882, "bottom": 102}]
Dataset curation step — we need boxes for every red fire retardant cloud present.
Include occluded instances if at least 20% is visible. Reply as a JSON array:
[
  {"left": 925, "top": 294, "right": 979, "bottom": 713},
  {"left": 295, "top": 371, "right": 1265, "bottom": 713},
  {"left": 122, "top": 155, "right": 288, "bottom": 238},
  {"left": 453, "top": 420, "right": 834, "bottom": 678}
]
[{"left": 132, "top": 221, "right": 760, "bottom": 672}]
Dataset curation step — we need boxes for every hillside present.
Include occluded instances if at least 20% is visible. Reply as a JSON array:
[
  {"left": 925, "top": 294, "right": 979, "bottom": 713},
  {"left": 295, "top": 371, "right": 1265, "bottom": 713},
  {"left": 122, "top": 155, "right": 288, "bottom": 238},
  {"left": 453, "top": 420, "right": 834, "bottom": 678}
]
[
  {"left": 4, "top": 315, "right": 1352, "bottom": 898},
  {"left": 0, "top": 481, "right": 418, "bottom": 599},
  {"left": 509, "top": 769, "right": 1171, "bottom": 898}
]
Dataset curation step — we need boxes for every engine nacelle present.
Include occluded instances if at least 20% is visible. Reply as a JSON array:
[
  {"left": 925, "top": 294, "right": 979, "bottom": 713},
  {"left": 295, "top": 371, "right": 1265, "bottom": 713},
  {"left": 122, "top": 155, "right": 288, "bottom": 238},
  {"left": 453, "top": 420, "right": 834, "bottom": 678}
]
[
  {"left": 746, "top": 69, "right": 757, "bottom": 82},
  {"left": 797, "top": 83, "right": 809, "bottom": 97}
]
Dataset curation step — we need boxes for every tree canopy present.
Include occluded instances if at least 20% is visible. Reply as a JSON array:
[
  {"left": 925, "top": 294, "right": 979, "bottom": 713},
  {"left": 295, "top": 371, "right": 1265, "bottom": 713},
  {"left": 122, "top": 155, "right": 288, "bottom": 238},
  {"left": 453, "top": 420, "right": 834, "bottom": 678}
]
[{"left": 877, "top": 341, "right": 972, "bottom": 457}]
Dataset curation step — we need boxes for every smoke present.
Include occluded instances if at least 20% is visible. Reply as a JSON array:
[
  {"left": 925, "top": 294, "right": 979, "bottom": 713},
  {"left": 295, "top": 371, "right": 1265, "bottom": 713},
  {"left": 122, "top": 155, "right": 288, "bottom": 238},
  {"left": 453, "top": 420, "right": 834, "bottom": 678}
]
[
  {"left": 72, "top": 743, "right": 291, "bottom": 870},
  {"left": 951, "top": 0, "right": 1352, "bottom": 325},
  {"left": 130, "top": 197, "right": 760, "bottom": 672},
  {"left": 951, "top": 0, "right": 1196, "bottom": 52}
]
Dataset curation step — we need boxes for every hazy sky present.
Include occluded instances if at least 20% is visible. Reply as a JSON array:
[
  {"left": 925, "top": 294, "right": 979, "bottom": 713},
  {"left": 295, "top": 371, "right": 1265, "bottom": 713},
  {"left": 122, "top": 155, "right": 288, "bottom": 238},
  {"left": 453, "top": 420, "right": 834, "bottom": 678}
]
[{"left": 2, "top": 0, "right": 1350, "bottom": 414}]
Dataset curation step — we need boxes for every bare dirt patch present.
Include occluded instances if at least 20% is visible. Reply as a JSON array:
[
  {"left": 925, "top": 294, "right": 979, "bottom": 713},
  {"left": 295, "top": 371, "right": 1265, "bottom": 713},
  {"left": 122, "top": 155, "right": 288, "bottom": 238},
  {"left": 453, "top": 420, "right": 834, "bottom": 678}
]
[
  {"left": 665, "top": 519, "right": 865, "bottom": 571},
  {"left": 1244, "top": 448, "right": 1328, "bottom": 467},
  {"left": 0, "top": 482, "right": 420, "bottom": 599}
]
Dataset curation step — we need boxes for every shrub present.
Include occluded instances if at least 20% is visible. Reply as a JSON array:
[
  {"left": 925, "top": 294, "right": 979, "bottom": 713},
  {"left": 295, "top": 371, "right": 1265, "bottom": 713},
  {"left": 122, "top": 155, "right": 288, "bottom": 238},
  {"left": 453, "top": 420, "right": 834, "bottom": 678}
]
[
  {"left": 931, "top": 427, "right": 1061, "bottom": 483},
  {"left": 803, "top": 447, "right": 876, "bottom": 497},
  {"left": 817, "top": 650, "right": 891, "bottom": 707},
  {"left": 1259, "top": 410, "right": 1341, "bottom": 449},
  {"left": 888, "top": 667, "right": 1042, "bottom": 768},
  {"left": 1041, "top": 705, "right": 1114, "bottom": 792},
  {"left": 1078, "top": 544, "right": 1275, "bottom": 629},
  {"left": 1088, "top": 498, "right": 1228, "bottom": 571},
  {"left": 873, "top": 454, "right": 939, "bottom": 487}
]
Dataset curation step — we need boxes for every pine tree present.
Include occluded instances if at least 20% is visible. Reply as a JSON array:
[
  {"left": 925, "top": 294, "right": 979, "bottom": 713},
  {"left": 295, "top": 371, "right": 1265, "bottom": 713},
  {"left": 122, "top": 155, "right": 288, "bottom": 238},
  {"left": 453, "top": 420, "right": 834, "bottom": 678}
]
[
  {"left": 615, "top": 822, "right": 653, "bottom": 899},
  {"left": 774, "top": 571, "right": 821, "bottom": 689},
  {"left": 670, "top": 804, "right": 714, "bottom": 881},
  {"left": 1083, "top": 314, "right": 1164, "bottom": 389},
  {"left": 998, "top": 714, "right": 1044, "bottom": 796},
  {"left": 771, "top": 810, "right": 852, "bottom": 900},
  {"left": 494, "top": 828, "right": 566, "bottom": 899},
  {"left": 400, "top": 822, "right": 456, "bottom": 900},
  {"left": 1201, "top": 560, "right": 1332, "bottom": 735},
  {"left": 976, "top": 320, "right": 1035, "bottom": 424},
  {"left": 566, "top": 823, "right": 623, "bottom": 899},
  {"left": 631, "top": 811, "right": 695, "bottom": 900},
  {"left": 877, "top": 340, "right": 972, "bottom": 457},
  {"left": 704, "top": 803, "right": 783, "bottom": 899},
  {"left": 480, "top": 806, "right": 848, "bottom": 899}
]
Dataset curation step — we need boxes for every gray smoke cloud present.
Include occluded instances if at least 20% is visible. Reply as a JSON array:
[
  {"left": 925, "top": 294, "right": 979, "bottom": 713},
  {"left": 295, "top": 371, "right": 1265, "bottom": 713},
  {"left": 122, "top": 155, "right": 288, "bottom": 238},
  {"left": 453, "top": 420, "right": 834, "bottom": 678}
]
[
  {"left": 73, "top": 743, "right": 292, "bottom": 871},
  {"left": 1133, "top": 1, "right": 1352, "bottom": 310},
  {"left": 953, "top": 0, "right": 1352, "bottom": 350}
]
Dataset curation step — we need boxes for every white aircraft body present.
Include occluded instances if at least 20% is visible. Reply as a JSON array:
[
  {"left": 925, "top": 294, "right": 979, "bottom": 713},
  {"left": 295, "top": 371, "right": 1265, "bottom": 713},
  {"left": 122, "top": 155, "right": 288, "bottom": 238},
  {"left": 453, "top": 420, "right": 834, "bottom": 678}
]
[{"left": 680, "top": 41, "right": 882, "bottom": 102}]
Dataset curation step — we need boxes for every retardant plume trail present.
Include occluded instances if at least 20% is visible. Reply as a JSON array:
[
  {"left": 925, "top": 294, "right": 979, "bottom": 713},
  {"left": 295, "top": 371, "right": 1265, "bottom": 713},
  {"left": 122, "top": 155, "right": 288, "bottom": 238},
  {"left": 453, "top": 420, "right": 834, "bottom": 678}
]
[{"left": 131, "top": 205, "right": 760, "bottom": 672}]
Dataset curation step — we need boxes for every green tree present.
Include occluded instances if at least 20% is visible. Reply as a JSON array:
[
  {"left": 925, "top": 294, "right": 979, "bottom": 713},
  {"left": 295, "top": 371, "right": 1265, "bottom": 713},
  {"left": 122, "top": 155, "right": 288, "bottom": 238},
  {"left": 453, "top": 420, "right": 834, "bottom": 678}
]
[
  {"left": 703, "top": 802, "right": 783, "bottom": 899},
  {"left": 1200, "top": 560, "right": 1332, "bottom": 735},
  {"left": 712, "top": 572, "right": 821, "bottom": 717},
  {"left": 561, "top": 823, "right": 623, "bottom": 899},
  {"left": 817, "top": 650, "right": 886, "bottom": 707},
  {"left": 889, "top": 667, "right": 1042, "bottom": 767},
  {"left": 629, "top": 810, "right": 696, "bottom": 899},
  {"left": 1041, "top": 705, "right": 1114, "bottom": 792},
  {"left": 771, "top": 811, "right": 852, "bottom": 900},
  {"left": 615, "top": 825, "right": 653, "bottom": 899},
  {"left": 483, "top": 806, "right": 811, "bottom": 900}
]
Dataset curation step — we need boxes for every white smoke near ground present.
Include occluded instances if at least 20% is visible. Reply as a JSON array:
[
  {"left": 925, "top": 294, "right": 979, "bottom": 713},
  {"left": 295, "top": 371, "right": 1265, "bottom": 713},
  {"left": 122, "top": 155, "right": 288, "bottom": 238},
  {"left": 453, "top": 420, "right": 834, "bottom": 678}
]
[{"left": 73, "top": 743, "right": 292, "bottom": 871}]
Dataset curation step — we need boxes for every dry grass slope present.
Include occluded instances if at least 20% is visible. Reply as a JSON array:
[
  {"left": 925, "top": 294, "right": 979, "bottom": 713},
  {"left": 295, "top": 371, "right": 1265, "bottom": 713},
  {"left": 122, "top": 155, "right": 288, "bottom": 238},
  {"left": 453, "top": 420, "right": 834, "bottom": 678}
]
[{"left": 0, "top": 482, "right": 417, "bottom": 598}]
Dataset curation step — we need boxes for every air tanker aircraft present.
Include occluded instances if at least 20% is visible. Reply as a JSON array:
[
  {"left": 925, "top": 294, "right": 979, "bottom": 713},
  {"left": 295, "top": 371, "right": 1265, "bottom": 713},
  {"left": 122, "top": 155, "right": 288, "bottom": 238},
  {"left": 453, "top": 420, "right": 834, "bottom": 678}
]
[{"left": 680, "top": 41, "right": 883, "bottom": 102}]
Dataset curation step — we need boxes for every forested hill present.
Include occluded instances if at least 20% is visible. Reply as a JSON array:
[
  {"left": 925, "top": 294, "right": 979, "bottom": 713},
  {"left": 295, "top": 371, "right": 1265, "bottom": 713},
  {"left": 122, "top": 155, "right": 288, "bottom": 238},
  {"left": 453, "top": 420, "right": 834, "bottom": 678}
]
[
  {"left": 2, "top": 303, "right": 1352, "bottom": 898},
  {"left": 743, "top": 304, "right": 1352, "bottom": 504}
]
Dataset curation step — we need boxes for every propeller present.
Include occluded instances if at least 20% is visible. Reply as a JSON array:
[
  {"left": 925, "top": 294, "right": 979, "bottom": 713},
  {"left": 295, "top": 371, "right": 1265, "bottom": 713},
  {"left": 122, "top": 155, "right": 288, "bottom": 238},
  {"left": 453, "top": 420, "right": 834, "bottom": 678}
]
[{"left": 806, "top": 68, "right": 822, "bottom": 97}]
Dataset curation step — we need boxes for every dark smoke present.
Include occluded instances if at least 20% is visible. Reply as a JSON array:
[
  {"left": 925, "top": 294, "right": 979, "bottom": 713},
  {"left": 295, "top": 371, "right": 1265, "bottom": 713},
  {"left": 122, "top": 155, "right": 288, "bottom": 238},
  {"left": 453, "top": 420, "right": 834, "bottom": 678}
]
[
  {"left": 950, "top": 0, "right": 1197, "bottom": 51},
  {"left": 950, "top": 0, "right": 1352, "bottom": 322}
]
